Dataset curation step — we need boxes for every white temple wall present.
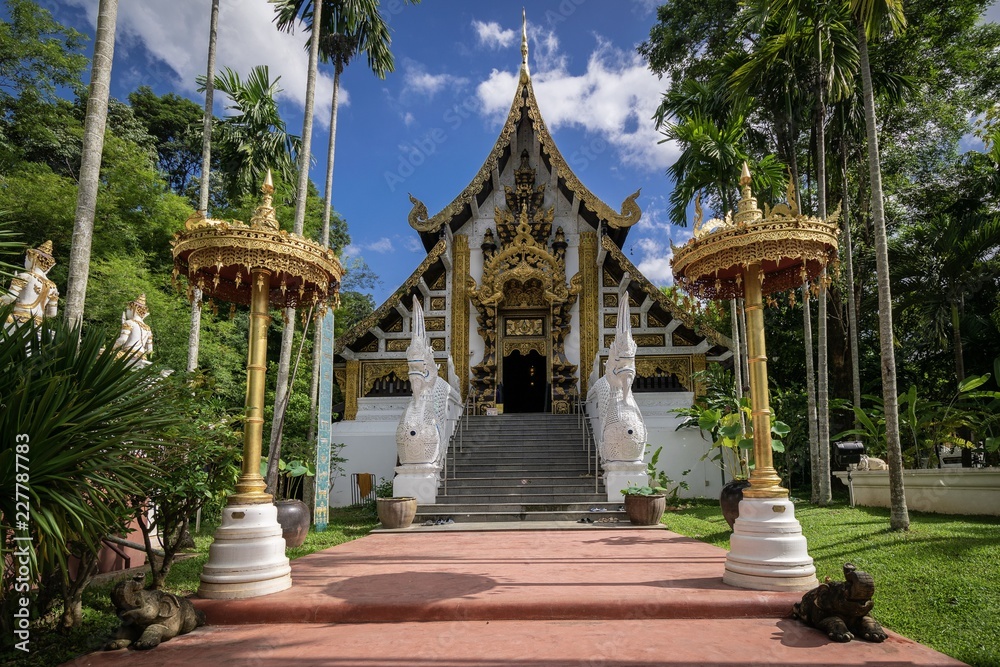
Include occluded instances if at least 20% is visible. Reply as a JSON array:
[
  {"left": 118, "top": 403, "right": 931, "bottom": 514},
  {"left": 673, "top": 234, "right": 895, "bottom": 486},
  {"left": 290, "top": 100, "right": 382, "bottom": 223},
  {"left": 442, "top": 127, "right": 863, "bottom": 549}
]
[
  {"left": 636, "top": 394, "right": 726, "bottom": 499},
  {"left": 328, "top": 398, "right": 405, "bottom": 507}
]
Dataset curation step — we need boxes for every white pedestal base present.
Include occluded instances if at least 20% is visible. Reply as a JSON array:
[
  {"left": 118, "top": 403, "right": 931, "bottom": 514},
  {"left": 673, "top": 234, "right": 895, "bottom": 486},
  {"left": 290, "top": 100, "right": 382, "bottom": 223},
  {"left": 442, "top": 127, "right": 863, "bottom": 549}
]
[
  {"left": 393, "top": 464, "right": 439, "bottom": 504},
  {"left": 197, "top": 504, "right": 292, "bottom": 599},
  {"left": 723, "top": 497, "right": 818, "bottom": 592},
  {"left": 603, "top": 461, "right": 648, "bottom": 503}
]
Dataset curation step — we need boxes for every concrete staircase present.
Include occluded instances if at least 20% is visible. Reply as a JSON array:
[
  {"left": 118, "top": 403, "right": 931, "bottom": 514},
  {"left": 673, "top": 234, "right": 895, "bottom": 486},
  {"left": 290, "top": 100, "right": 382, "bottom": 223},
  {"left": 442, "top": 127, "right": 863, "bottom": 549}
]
[{"left": 414, "top": 413, "right": 628, "bottom": 524}]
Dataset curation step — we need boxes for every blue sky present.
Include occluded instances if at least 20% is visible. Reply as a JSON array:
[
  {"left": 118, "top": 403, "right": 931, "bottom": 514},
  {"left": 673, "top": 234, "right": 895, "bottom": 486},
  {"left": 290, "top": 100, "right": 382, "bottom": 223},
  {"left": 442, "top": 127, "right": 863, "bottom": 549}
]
[
  {"left": 44, "top": 0, "right": 694, "bottom": 303},
  {"left": 39, "top": 0, "right": 1000, "bottom": 304}
]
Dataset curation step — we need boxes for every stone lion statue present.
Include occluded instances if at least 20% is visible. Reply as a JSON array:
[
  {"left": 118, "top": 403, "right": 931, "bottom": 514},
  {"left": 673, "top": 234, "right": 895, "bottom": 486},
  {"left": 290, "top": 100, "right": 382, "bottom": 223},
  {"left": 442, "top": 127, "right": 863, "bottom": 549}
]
[
  {"left": 106, "top": 575, "right": 205, "bottom": 650},
  {"left": 792, "top": 563, "right": 888, "bottom": 643}
]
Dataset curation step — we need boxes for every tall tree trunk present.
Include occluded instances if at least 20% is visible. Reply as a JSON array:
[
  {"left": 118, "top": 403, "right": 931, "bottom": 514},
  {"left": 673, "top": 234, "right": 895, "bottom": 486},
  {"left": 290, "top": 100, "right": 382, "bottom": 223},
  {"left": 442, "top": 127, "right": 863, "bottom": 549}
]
[
  {"left": 187, "top": 0, "right": 220, "bottom": 373},
  {"left": 803, "top": 287, "right": 820, "bottom": 502},
  {"left": 858, "top": 24, "right": 908, "bottom": 530},
  {"left": 64, "top": 0, "right": 118, "bottom": 326},
  {"left": 730, "top": 299, "right": 745, "bottom": 429},
  {"left": 308, "top": 63, "right": 342, "bottom": 442},
  {"left": 815, "top": 33, "right": 832, "bottom": 505},
  {"left": 841, "top": 150, "right": 863, "bottom": 418},
  {"left": 268, "top": 0, "right": 323, "bottom": 495},
  {"left": 950, "top": 301, "right": 965, "bottom": 383}
]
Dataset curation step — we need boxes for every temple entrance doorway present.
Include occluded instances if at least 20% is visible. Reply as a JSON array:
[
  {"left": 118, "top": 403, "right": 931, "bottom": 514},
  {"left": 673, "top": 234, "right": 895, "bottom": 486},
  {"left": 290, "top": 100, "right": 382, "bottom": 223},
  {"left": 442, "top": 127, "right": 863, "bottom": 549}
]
[{"left": 502, "top": 349, "right": 547, "bottom": 413}]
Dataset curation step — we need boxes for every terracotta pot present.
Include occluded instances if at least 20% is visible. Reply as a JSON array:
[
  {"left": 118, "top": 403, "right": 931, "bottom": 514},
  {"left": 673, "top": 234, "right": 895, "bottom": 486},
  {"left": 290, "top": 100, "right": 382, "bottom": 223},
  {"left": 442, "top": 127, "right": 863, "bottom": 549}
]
[
  {"left": 624, "top": 494, "right": 666, "bottom": 526},
  {"left": 720, "top": 479, "right": 751, "bottom": 530},
  {"left": 377, "top": 497, "right": 418, "bottom": 529},
  {"left": 274, "top": 499, "right": 310, "bottom": 548}
]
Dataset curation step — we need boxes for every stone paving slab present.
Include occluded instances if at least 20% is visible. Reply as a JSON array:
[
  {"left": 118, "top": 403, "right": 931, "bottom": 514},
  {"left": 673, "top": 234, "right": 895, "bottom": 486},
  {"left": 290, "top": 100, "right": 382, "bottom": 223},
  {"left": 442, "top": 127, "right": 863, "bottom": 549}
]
[
  {"left": 191, "top": 529, "right": 800, "bottom": 624},
  {"left": 64, "top": 527, "right": 967, "bottom": 666},
  {"left": 67, "top": 619, "right": 966, "bottom": 666}
]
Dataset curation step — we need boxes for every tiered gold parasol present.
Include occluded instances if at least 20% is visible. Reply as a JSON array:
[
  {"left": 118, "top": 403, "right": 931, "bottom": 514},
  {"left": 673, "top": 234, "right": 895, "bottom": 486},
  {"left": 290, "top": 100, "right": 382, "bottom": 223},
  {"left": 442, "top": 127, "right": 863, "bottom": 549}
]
[
  {"left": 172, "top": 172, "right": 343, "bottom": 505},
  {"left": 671, "top": 164, "right": 838, "bottom": 498}
]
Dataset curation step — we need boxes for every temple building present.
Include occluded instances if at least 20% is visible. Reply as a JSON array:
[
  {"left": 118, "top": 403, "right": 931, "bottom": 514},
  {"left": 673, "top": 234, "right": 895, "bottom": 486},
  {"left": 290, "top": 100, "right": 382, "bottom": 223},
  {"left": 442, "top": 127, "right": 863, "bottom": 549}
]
[{"left": 328, "top": 22, "right": 733, "bottom": 507}]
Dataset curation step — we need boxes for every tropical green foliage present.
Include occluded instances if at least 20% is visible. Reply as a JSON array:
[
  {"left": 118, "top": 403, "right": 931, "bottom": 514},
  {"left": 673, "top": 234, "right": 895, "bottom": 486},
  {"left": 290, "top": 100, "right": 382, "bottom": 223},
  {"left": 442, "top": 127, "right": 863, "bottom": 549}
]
[{"left": 621, "top": 446, "right": 690, "bottom": 505}]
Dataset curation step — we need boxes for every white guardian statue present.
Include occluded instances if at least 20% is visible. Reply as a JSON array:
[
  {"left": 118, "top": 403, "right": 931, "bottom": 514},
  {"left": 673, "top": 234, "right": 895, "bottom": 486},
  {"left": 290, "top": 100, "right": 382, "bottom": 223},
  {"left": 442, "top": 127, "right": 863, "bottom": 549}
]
[
  {"left": 111, "top": 294, "right": 154, "bottom": 368},
  {"left": 590, "top": 273, "right": 648, "bottom": 501},
  {"left": 393, "top": 296, "right": 455, "bottom": 503},
  {"left": 2, "top": 240, "right": 59, "bottom": 329}
]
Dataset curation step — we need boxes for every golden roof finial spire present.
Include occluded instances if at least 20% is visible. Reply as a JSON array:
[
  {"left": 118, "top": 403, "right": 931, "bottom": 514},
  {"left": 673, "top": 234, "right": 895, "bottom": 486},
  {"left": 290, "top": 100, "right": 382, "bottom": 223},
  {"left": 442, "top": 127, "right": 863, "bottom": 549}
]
[
  {"left": 251, "top": 169, "right": 279, "bottom": 230},
  {"left": 521, "top": 8, "right": 529, "bottom": 72}
]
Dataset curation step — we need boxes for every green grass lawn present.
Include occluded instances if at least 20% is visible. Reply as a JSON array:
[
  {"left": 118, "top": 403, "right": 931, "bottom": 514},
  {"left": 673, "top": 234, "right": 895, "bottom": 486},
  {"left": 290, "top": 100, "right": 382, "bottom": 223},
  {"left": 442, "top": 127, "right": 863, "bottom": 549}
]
[
  {"left": 662, "top": 499, "right": 1000, "bottom": 667},
  {"left": 4, "top": 505, "right": 378, "bottom": 666}
]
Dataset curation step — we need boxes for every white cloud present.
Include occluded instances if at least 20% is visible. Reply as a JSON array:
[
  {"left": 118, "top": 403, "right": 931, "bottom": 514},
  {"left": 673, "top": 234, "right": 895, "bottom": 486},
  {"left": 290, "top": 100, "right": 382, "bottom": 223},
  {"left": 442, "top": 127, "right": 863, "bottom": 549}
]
[
  {"left": 342, "top": 244, "right": 361, "bottom": 258},
  {"left": 476, "top": 33, "right": 677, "bottom": 171},
  {"left": 636, "top": 254, "right": 674, "bottom": 285},
  {"left": 366, "top": 237, "right": 395, "bottom": 254},
  {"left": 472, "top": 20, "right": 516, "bottom": 49},
  {"left": 404, "top": 236, "right": 424, "bottom": 253},
  {"left": 63, "top": 0, "right": 348, "bottom": 125},
  {"left": 402, "top": 111, "right": 416, "bottom": 127},
  {"left": 402, "top": 60, "right": 469, "bottom": 98}
]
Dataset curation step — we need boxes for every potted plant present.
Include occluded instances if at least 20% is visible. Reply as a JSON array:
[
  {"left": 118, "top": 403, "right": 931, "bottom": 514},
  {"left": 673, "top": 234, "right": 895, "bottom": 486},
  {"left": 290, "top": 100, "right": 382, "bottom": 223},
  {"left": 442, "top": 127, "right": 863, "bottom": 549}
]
[
  {"left": 263, "top": 458, "right": 314, "bottom": 548},
  {"left": 673, "top": 367, "right": 788, "bottom": 529},
  {"left": 621, "top": 447, "right": 689, "bottom": 526}
]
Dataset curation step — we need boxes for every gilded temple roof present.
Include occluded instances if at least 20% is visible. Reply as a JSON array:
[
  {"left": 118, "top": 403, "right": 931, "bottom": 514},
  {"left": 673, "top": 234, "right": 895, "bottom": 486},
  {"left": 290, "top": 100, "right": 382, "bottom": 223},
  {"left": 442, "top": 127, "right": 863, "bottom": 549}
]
[{"left": 407, "top": 34, "right": 642, "bottom": 252}]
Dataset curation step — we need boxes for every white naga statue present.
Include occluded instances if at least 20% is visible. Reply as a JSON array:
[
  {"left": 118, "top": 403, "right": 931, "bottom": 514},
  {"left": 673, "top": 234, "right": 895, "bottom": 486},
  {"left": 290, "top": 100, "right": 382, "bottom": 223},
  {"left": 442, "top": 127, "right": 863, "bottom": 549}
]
[
  {"left": 111, "top": 294, "right": 154, "bottom": 368},
  {"left": 2, "top": 240, "right": 59, "bottom": 327},
  {"left": 591, "top": 273, "right": 648, "bottom": 500},
  {"left": 393, "top": 296, "right": 452, "bottom": 503}
]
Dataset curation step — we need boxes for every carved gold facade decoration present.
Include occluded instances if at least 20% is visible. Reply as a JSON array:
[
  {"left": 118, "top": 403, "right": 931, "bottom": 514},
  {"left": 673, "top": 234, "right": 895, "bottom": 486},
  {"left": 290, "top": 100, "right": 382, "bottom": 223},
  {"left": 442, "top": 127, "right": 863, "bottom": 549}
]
[
  {"left": 430, "top": 296, "right": 446, "bottom": 311},
  {"left": 648, "top": 313, "right": 666, "bottom": 328},
  {"left": 603, "top": 268, "right": 616, "bottom": 287},
  {"left": 344, "top": 360, "right": 360, "bottom": 420},
  {"left": 337, "top": 239, "right": 447, "bottom": 353},
  {"left": 579, "top": 232, "right": 599, "bottom": 397},
  {"left": 635, "top": 334, "right": 666, "bottom": 347},
  {"left": 360, "top": 339, "right": 379, "bottom": 353},
  {"left": 451, "top": 234, "right": 470, "bottom": 398},
  {"left": 505, "top": 317, "right": 544, "bottom": 336},
  {"left": 603, "top": 293, "right": 617, "bottom": 308},
  {"left": 425, "top": 317, "right": 445, "bottom": 331},
  {"left": 634, "top": 356, "right": 692, "bottom": 392},
  {"left": 431, "top": 273, "right": 446, "bottom": 291},
  {"left": 386, "top": 319, "right": 403, "bottom": 333},
  {"left": 469, "top": 153, "right": 579, "bottom": 412},
  {"left": 386, "top": 339, "right": 409, "bottom": 352},
  {"left": 603, "top": 313, "right": 640, "bottom": 328},
  {"left": 503, "top": 338, "right": 547, "bottom": 357},
  {"left": 431, "top": 338, "right": 445, "bottom": 352}
]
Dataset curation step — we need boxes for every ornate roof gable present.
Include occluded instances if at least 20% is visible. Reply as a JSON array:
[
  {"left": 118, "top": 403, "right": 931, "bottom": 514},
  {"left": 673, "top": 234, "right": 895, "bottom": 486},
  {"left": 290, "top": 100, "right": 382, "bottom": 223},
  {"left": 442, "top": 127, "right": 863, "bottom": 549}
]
[{"left": 407, "top": 30, "right": 641, "bottom": 247}]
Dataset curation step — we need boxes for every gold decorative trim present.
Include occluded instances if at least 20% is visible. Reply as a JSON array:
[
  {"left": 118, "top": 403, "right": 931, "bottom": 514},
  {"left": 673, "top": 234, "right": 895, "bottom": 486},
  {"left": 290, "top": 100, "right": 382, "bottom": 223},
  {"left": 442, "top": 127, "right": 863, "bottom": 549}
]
[
  {"left": 601, "top": 234, "right": 732, "bottom": 350},
  {"left": 635, "top": 333, "right": 665, "bottom": 347},
  {"left": 648, "top": 313, "right": 666, "bottom": 328},
  {"left": 386, "top": 319, "right": 403, "bottom": 333},
  {"left": 431, "top": 338, "right": 445, "bottom": 352},
  {"left": 360, "top": 339, "right": 379, "bottom": 353},
  {"left": 603, "top": 268, "right": 616, "bottom": 287},
  {"left": 505, "top": 317, "right": 544, "bottom": 336},
  {"left": 603, "top": 313, "right": 640, "bottom": 328},
  {"left": 425, "top": 317, "right": 445, "bottom": 331},
  {"left": 672, "top": 332, "right": 694, "bottom": 346},
  {"left": 361, "top": 360, "right": 410, "bottom": 397},
  {"left": 344, "top": 360, "right": 360, "bottom": 420},
  {"left": 635, "top": 356, "right": 692, "bottom": 392},
  {"left": 334, "top": 368, "right": 346, "bottom": 389},
  {"left": 503, "top": 338, "right": 547, "bottom": 357},
  {"left": 336, "top": 239, "right": 447, "bottom": 354},
  {"left": 579, "top": 232, "right": 599, "bottom": 397},
  {"left": 452, "top": 234, "right": 470, "bottom": 398},
  {"left": 603, "top": 293, "right": 617, "bottom": 308},
  {"left": 386, "top": 339, "right": 408, "bottom": 352},
  {"left": 692, "top": 354, "right": 707, "bottom": 397},
  {"left": 430, "top": 296, "right": 446, "bottom": 311},
  {"left": 431, "top": 273, "right": 446, "bottom": 291}
]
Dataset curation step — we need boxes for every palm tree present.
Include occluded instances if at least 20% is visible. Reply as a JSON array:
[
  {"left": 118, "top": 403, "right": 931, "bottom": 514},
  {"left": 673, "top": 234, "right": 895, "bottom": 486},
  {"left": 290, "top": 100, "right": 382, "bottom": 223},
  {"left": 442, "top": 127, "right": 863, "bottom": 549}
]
[
  {"left": 187, "top": 0, "right": 221, "bottom": 374},
  {"left": 269, "top": 0, "right": 417, "bottom": 463},
  {"left": 206, "top": 65, "right": 300, "bottom": 203},
  {"left": 64, "top": 0, "right": 119, "bottom": 326},
  {"left": 892, "top": 212, "right": 1000, "bottom": 383},
  {"left": 850, "top": 0, "right": 909, "bottom": 530}
]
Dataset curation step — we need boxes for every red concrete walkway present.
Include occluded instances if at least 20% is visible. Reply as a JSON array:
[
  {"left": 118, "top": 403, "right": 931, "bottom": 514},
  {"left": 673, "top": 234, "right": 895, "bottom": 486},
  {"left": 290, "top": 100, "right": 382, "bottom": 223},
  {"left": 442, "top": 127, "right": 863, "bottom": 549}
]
[{"left": 66, "top": 527, "right": 966, "bottom": 666}]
